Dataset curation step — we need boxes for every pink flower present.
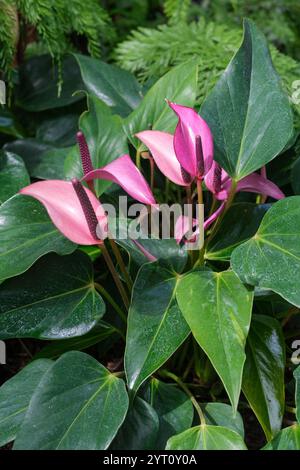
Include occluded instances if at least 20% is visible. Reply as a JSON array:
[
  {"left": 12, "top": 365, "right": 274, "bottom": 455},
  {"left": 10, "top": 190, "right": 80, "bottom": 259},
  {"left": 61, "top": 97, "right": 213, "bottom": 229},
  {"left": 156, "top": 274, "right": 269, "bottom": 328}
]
[
  {"left": 205, "top": 161, "right": 285, "bottom": 201},
  {"left": 20, "top": 179, "right": 107, "bottom": 245},
  {"left": 136, "top": 101, "right": 214, "bottom": 186},
  {"left": 82, "top": 154, "right": 155, "bottom": 206}
]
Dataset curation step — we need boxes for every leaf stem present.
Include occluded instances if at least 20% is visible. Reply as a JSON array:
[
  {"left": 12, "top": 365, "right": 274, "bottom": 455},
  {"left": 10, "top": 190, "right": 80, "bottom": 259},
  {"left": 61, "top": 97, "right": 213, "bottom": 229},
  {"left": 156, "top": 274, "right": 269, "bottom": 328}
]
[
  {"left": 109, "top": 239, "right": 133, "bottom": 291},
  {"left": 100, "top": 243, "right": 130, "bottom": 310},
  {"left": 159, "top": 370, "right": 206, "bottom": 425},
  {"left": 94, "top": 282, "right": 127, "bottom": 324},
  {"left": 204, "top": 179, "right": 237, "bottom": 250}
]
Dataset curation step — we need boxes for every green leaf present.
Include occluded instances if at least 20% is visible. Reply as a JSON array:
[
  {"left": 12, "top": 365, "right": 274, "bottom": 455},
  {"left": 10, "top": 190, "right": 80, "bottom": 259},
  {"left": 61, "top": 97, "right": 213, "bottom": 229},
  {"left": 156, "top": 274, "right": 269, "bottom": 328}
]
[
  {"left": 0, "top": 109, "right": 24, "bottom": 138},
  {"left": 4, "top": 139, "right": 69, "bottom": 180},
  {"left": 74, "top": 53, "right": 143, "bottom": 117},
  {"left": 36, "top": 114, "right": 78, "bottom": 147},
  {"left": 144, "top": 378, "right": 194, "bottom": 449},
  {"left": 16, "top": 55, "right": 84, "bottom": 111},
  {"left": 291, "top": 157, "right": 300, "bottom": 195},
  {"left": 0, "top": 251, "right": 105, "bottom": 340},
  {"left": 111, "top": 397, "right": 159, "bottom": 450},
  {"left": 14, "top": 352, "right": 129, "bottom": 450},
  {"left": 203, "top": 403, "right": 244, "bottom": 438},
  {"left": 201, "top": 19, "right": 293, "bottom": 180},
  {"left": 263, "top": 425, "right": 300, "bottom": 450},
  {"left": 166, "top": 425, "right": 247, "bottom": 450},
  {"left": 176, "top": 270, "right": 253, "bottom": 410},
  {"left": 205, "top": 203, "right": 269, "bottom": 261},
  {"left": 242, "top": 315, "right": 285, "bottom": 441},
  {"left": 293, "top": 366, "right": 300, "bottom": 423},
  {"left": 125, "top": 262, "right": 190, "bottom": 392},
  {"left": 125, "top": 61, "right": 198, "bottom": 149},
  {"left": 0, "top": 151, "right": 30, "bottom": 204},
  {"left": 0, "top": 359, "right": 53, "bottom": 446},
  {"left": 116, "top": 223, "right": 188, "bottom": 273},
  {"left": 231, "top": 196, "right": 300, "bottom": 307},
  {"left": 33, "top": 322, "right": 116, "bottom": 360},
  {"left": 64, "top": 96, "right": 129, "bottom": 195},
  {"left": 0, "top": 194, "right": 75, "bottom": 283}
]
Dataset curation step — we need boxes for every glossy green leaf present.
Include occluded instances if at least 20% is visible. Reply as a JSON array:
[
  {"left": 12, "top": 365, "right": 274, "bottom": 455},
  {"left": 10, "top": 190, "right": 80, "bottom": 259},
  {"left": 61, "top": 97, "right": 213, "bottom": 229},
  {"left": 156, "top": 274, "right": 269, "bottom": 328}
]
[
  {"left": 125, "top": 61, "right": 198, "bottom": 149},
  {"left": 74, "top": 53, "right": 143, "bottom": 116},
  {"left": 36, "top": 114, "right": 78, "bottom": 147},
  {"left": 0, "top": 194, "right": 75, "bottom": 282},
  {"left": 14, "top": 352, "right": 129, "bottom": 450},
  {"left": 263, "top": 425, "right": 300, "bottom": 450},
  {"left": 0, "top": 151, "right": 30, "bottom": 204},
  {"left": 16, "top": 54, "right": 84, "bottom": 111},
  {"left": 206, "top": 203, "right": 269, "bottom": 261},
  {"left": 144, "top": 378, "right": 194, "bottom": 449},
  {"left": 125, "top": 262, "right": 190, "bottom": 392},
  {"left": 33, "top": 322, "right": 116, "bottom": 360},
  {"left": 166, "top": 425, "right": 247, "bottom": 450},
  {"left": 111, "top": 397, "right": 159, "bottom": 450},
  {"left": 0, "top": 109, "right": 24, "bottom": 138},
  {"left": 64, "top": 96, "right": 129, "bottom": 195},
  {"left": 176, "top": 270, "right": 253, "bottom": 410},
  {"left": 201, "top": 19, "right": 293, "bottom": 180},
  {"left": 231, "top": 196, "right": 300, "bottom": 307},
  {"left": 203, "top": 403, "right": 244, "bottom": 438},
  {"left": 293, "top": 366, "right": 300, "bottom": 423},
  {"left": 116, "top": 222, "right": 188, "bottom": 273},
  {"left": 4, "top": 139, "right": 69, "bottom": 180},
  {"left": 0, "top": 251, "right": 105, "bottom": 339},
  {"left": 291, "top": 157, "right": 300, "bottom": 195},
  {"left": 242, "top": 315, "right": 285, "bottom": 440},
  {"left": 0, "top": 359, "right": 53, "bottom": 446}
]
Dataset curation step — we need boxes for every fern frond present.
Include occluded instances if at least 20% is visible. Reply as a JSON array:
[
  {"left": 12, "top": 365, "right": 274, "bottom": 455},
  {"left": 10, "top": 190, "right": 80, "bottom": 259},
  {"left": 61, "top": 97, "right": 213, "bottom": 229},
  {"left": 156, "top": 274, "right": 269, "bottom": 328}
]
[
  {"left": 163, "top": 0, "right": 191, "bottom": 24},
  {"left": 0, "top": 0, "right": 18, "bottom": 84},
  {"left": 115, "top": 18, "right": 300, "bottom": 124}
]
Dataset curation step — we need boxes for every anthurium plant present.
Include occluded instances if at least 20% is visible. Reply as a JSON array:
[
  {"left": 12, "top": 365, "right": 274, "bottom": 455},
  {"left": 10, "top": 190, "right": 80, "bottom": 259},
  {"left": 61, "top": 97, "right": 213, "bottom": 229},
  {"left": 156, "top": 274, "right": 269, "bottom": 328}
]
[{"left": 0, "top": 19, "right": 300, "bottom": 451}]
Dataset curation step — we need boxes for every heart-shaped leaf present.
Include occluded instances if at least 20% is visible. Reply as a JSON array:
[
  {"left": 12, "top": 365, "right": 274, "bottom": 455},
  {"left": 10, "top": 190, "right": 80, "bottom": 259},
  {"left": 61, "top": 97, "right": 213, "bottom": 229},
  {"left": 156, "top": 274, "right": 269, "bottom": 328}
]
[
  {"left": 0, "top": 359, "right": 53, "bottom": 446},
  {"left": 166, "top": 425, "right": 247, "bottom": 450},
  {"left": 111, "top": 397, "right": 159, "bottom": 450},
  {"left": 205, "top": 203, "right": 269, "bottom": 261},
  {"left": 176, "top": 270, "right": 253, "bottom": 410},
  {"left": 143, "top": 378, "right": 194, "bottom": 449},
  {"left": 4, "top": 139, "right": 69, "bottom": 180},
  {"left": 201, "top": 19, "right": 293, "bottom": 180},
  {"left": 263, "top": 425, "right": 300, "bottom": 450},
  {"left": 242, "top": 315, "right": 285, "bottom": 440},
  {"left": 0, "top": 151, "right": 30, "bottom": 204},
  {"left": 125, "top": 61, "right": 198, "bottom": 149},
  {"left": 0, "top": 251, "right": 105, "bottom": 340},
  {"left": 125, "top": 262, "right": 190, "bottom": 392},
  {"left": 231, "top": 196, "right": 300, "bottom": 307},
  {"left": 16, "top": 54, "right": 84, "bottom": 111},
  {"left": 74, "top": 53, "right": 143, "bottom": 117},
  {"left": 0, "top": 194, "right": 75, "bottom": 282},
  {"left": 64, "top": 95, "right": 129, "bottom": 195},
  {"left": 33, "top": 322, "right": 116, "bottom": 360},
  {"left": 14, "top": 352, "right": 129, "bottom": 450},
  {"left": 203, "top": 403, "right": 244, "bottom": 438}
]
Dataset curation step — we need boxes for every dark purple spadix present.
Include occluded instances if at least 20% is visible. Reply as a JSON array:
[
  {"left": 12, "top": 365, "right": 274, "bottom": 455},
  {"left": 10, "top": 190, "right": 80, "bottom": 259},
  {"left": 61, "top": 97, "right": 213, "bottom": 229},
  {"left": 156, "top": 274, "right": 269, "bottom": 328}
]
[
  {"left": 180, "top": 165, "right": 192, "bottom": 184},
  {"left": 76, "top": 131, "right": 94, "bottom": 175},
  {"left": 213, "top": 162, "right": 222, "bottom": 194},
  {"left": 71, "top": 178, "right": 100, "bottom": 240},
  {"left": 195, "top": 135, "right": 204, "bottom": 177}
]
